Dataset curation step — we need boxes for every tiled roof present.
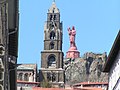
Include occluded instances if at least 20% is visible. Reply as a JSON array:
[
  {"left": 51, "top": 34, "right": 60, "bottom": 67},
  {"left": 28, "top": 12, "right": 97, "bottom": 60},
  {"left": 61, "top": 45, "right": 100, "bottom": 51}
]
[
  {"left": 32, "top": 87, "right": 102, "bottom": 90},
  {"left": 32, "top": 87, "right": 71, "bottom": 90},
  {"left": 17, "top": 80, "right": 39, "bottom": 84},
  {"left": 74, "top": 87, "right": 102, "bottom": 90},
  {"left": 73, "top": 82, "right": 108, "bottom": 86}
]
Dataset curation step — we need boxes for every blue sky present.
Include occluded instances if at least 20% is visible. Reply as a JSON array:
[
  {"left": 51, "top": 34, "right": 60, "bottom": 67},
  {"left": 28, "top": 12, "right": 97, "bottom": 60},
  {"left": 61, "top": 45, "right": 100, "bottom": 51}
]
[{"left": 18, "top": 0, "right": 120, "bottom": 68}]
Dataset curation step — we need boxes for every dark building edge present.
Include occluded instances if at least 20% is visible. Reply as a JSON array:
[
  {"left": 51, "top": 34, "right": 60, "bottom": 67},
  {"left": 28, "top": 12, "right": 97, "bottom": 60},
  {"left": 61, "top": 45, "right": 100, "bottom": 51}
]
[{"left": 103, "top": 30, "right": 120, "bottom": 72}]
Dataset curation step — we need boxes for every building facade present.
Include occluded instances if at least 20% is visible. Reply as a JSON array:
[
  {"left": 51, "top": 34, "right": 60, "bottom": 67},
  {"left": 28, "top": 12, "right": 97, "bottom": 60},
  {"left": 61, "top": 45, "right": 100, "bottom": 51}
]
[
  {"left": 103, "top": 30, "right": 120, "bottom": 90},
  {"left": 0, "top": 0, "right": 19, "bottom": 90},
  {"left": 17, "top": 64, "right": 37, "bottom": 82},
  {"left": 17, "top": 80, "right": 39, "bottom": 90},
  {"left": 40, "top": 1, "right": 65, "bottom": 87}
]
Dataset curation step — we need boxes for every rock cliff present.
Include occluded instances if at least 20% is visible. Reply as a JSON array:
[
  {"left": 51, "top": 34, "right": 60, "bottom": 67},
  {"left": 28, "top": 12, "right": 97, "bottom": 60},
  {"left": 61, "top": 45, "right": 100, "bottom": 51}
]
[{"left": 64, "top": 52, "right": 108, "bottom": 85}]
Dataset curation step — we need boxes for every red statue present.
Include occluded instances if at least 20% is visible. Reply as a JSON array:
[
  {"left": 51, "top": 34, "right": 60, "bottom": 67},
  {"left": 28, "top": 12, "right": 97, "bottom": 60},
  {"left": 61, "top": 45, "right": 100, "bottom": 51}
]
[
  {"left": 68, "top": 26, "right": 76, "bottom": 47},
  {"left": 66, "top": 26, "right": 80, "bottom": 59}
]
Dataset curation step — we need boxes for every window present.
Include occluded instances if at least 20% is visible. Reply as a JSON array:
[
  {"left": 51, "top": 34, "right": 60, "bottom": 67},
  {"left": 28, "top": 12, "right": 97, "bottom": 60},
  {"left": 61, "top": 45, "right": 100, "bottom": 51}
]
[
  {"left": 47, "top": 72, "right": 51, "bottom": 82},
  {"left": 47, "top": 72, "right": 56, "bottom": 82},
  {"left": 52, "top": 73, "right": 56, "bottom": 82},
  {"left": 19, "top": 73, "right": 23, "bottom": 80},
  {"left": 50, "top": 15, "right": 52, "bottom": 21},
  {"left": 50, "top": 31, "right": 55, "bottom": 40},
  {"left": 24, "top": 73, "right": 29, "bottom": 81},
  {"left": 55, "top": 23, "right": 57, "bottom": 27},
  {"left": 48, "top": 55, "right": 56, "bottom": 68},
  {"left": 50, "top": 42, "right": 54, "bottom": 49},
  {"left": 54, "top": 15, "right": 56, "bottom": 20},
  {"left": 53, "top": 8, "right": 55, "bottom": 13}
]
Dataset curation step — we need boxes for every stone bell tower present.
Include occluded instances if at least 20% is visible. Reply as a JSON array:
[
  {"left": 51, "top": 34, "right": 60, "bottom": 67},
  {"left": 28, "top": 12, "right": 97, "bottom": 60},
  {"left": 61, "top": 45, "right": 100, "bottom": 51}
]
[{"left": 40, "top": 1, "right": 64, "bottom": 87}]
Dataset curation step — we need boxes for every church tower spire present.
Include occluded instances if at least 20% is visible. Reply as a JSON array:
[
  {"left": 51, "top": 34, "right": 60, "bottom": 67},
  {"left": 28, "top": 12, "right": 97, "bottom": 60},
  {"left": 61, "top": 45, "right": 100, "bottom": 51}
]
[
  {"left": 48, "top": 1, "right": 59, "bottom": 13},
  {"left": 40, "top": 2, "right": 64, "bottom": 87}
]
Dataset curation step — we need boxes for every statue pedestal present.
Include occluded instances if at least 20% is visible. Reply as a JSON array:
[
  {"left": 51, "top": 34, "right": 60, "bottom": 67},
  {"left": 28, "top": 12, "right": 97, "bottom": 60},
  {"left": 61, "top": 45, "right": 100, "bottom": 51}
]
[{"left": 66, "top": 46, "right": 80, "bottom": 59}]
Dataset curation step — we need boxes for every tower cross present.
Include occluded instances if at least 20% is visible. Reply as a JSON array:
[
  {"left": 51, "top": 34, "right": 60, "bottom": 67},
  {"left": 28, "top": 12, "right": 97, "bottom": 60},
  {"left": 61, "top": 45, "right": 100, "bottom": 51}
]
[{"left": 53, "top": 0, "right": 55, "bottom": 2}]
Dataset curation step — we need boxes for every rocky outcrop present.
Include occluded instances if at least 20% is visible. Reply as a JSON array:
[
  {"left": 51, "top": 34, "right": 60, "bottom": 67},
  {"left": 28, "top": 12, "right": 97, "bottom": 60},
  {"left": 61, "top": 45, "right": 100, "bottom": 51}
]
[{"left": 64, "top": 52, "right": 108, "bottom": 85}]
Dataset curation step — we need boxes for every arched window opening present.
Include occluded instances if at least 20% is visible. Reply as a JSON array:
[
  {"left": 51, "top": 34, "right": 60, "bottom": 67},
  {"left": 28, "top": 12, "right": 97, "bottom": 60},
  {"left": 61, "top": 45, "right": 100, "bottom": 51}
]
[
  {"left": 50, "top": 15, "right": 52, "bottom": 21},
  {"left": 52, "top": 73, "right": 56, "bottom": 82},
  {"left": 54, "top": 15, "right": 56, "bottom": 20},
  {"left": 48, "top": 55, "right": 56, "bottom": 68},
  {"left": 50, "top": 31, "right": 55, "bottom": 40},
  {"left": 50, "top": 42, "right": 54, "bottom": 49},
  {"left": 24, "top": 73, "right": 29, "bottom": 81},
  {"left": 47, "top": 72, "right": 51, "bottom": 82},
  {"left": 55, "top": 23, "right": 57, "bottom": 27},
  {"left": 19, "top": 73, "right": 23, "bottom": 80},
  {"left": 47, "top": 72, "right": 56, "bottom": 82},
  {"left": 49, "top": 23, "right": 54, "bottom": 30},
  {"left": 53, "top": 8, "right": 55, "bottom": 13},
  {"left": 52, "top": 24, "right": 54, "bottom": 29}
]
